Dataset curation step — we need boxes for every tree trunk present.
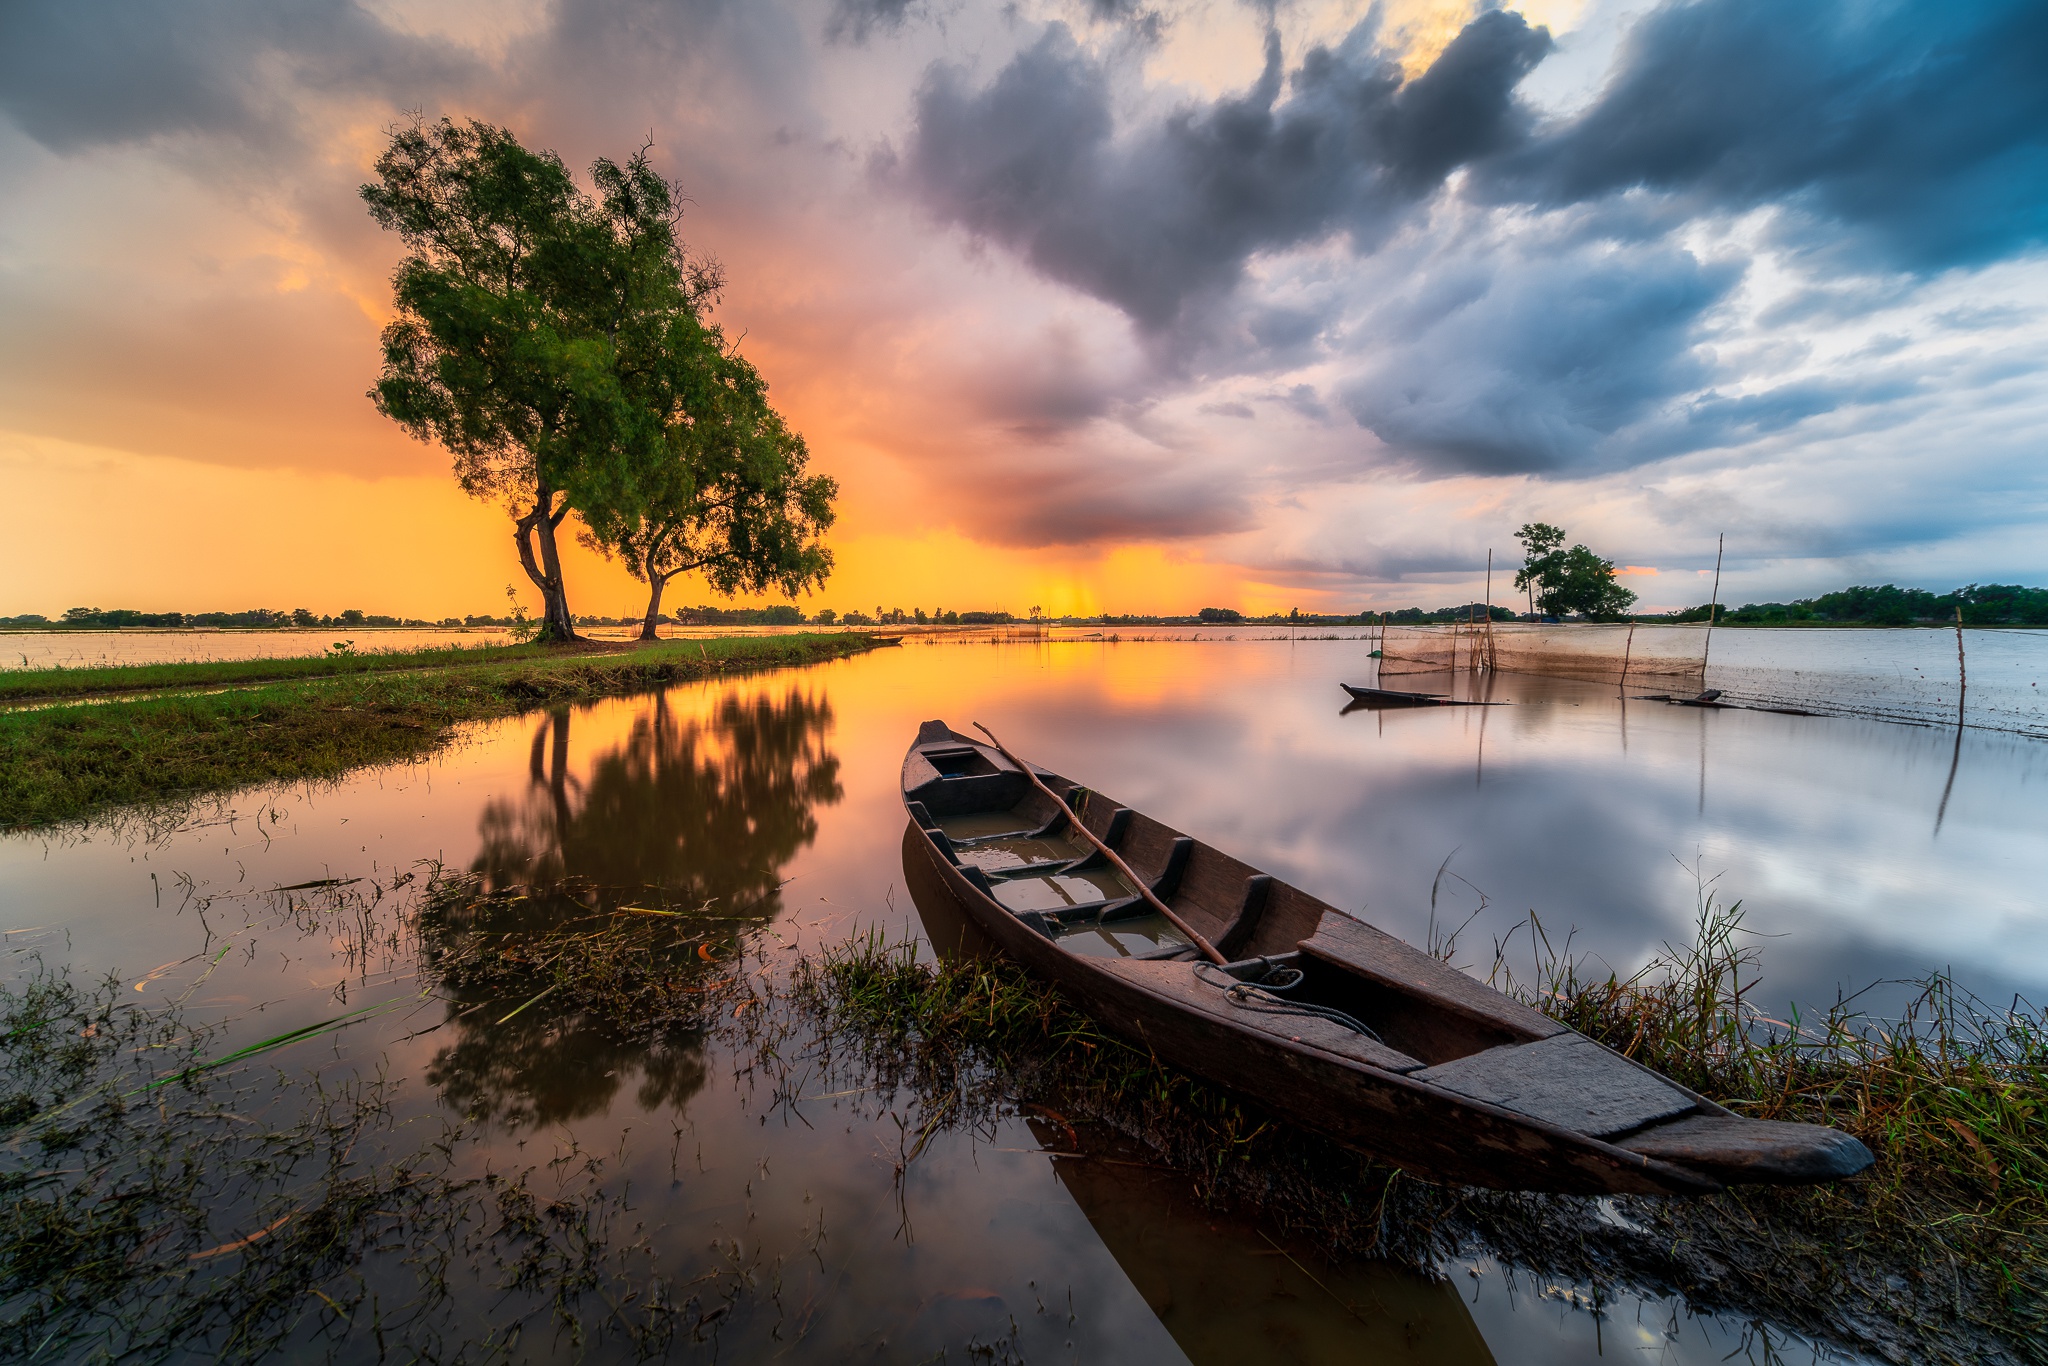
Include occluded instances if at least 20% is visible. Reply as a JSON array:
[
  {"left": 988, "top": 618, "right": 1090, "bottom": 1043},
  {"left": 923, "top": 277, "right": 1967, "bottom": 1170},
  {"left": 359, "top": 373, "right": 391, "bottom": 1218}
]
[
  {"left": 640, "top": 570, "right": 672, "bottom": 642},
  {"left": 514, "top": 488, "right": 579, "bottom": 642}
]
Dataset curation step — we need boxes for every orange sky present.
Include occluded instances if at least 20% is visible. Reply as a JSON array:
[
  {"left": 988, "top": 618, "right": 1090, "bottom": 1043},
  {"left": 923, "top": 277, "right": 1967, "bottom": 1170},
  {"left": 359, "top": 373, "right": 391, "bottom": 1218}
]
[{"left": 3, "top": 0, "right": 2038, "bottom": 620}]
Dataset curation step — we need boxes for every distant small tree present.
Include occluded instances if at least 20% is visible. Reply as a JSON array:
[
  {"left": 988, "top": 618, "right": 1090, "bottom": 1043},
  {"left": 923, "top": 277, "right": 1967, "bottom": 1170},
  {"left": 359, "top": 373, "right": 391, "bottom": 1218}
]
[
  {"left": 1513, "top": 523, "right": 1635, "bottom": 620},
  {"left": 1197, "top": 607, "right": 1243, "bottom": 623},
  {"left": 814, "top": 608, "right": 837, "bottom": 625}
]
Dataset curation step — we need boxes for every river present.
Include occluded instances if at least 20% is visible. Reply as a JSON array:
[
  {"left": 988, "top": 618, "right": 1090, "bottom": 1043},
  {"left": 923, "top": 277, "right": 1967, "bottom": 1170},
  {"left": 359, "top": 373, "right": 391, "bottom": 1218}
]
[{"left": 8, "top": 635, "right": 2043, "bottom": 1361}]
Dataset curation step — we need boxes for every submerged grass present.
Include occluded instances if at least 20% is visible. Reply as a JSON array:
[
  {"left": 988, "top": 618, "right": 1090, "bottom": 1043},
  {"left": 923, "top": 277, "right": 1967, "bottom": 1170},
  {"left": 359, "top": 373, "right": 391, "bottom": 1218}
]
[
  {"left": 0, "top": 962, "right": 743, "bottom": 1363},
  {"left": 790, "top": 909, "right": 2048, "bottom": 1365},
  {"left": 0, "top": 632, "right": 873, "bottom": 831},
  {"left": 0, "top": 862, "right": 829, "bottom": 1363}
]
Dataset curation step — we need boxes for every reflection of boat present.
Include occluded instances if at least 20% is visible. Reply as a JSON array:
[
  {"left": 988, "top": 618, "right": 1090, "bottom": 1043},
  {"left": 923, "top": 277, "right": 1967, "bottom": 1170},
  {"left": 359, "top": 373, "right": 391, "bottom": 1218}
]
[
  {"left": 901, "top": 721, "right": 1872, "bottom": 1195},
  {"left": 1339, "top": 683, "right": 1497, "bottom": 708},
  {"left": 1035, "top": 1121, "right": 1498, "bottom": 1366},
  {"left": 1635, "top": 689, "right": 1821, "bottom": 717}
]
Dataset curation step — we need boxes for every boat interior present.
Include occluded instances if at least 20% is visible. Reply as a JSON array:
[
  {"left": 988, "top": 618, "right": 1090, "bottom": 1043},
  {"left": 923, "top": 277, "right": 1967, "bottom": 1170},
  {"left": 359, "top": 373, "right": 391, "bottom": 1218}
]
[{"left": 903, "top": 726, "right": 1576, "bottom": 1073}]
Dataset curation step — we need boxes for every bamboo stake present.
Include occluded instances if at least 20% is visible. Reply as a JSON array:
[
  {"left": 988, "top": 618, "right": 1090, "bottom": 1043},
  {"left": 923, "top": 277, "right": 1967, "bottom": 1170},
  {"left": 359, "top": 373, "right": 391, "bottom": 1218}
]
[
  {"left": 1484, "top": 549, "right": 1496, "bottom": 670},
  {"left": 1701, "top": 532, "right": 1724, "bottom": 685},
  {"left": 971, "top": 722, "right": 1227, "bottom": 965},
  {"left": 1954, "top": 604, "right": 1967, "bottom": 727},
  {"left": 1619, "top": 622, "right": 1636, "bottom": 691}
]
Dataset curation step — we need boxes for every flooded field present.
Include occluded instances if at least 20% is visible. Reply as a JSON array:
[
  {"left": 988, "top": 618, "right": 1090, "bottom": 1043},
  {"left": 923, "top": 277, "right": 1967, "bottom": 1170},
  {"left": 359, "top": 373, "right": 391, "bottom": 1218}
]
[{"left": 7, "top": 637, "right": 2045, "bottom": 1361}]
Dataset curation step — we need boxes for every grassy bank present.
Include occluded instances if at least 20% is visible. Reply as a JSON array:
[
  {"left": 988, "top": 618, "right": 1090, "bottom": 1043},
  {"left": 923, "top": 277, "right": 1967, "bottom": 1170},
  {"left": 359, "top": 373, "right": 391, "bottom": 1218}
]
[
  {"left": 793, "top": 910, "right": 2048, "bottom": 1365},
  {"left": 0, "top": 637, "right": 576, "bottom": 704},
  {"left": 0, "top": 633, "right": 873, "bottom": 831}
]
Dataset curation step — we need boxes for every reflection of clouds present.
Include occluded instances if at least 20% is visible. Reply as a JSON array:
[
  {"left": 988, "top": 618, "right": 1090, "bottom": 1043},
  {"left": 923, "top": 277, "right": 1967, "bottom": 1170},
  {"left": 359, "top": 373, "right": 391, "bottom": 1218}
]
[{"left": 985, "top": 654, "right": 2048, "bottom": 1015}]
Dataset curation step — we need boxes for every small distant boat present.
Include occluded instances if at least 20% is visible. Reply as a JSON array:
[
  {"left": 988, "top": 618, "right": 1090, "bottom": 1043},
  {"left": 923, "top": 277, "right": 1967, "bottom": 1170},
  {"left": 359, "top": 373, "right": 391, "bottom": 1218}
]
[
  {"left": 1339, "top": 683, "right": 1497, "bottom": 708},
  {"left": 901, "top": 720, "right": 1871, "bottom": 1195},
  {"left": 869, "top": 634, "right": 905, "bottom": 646}
]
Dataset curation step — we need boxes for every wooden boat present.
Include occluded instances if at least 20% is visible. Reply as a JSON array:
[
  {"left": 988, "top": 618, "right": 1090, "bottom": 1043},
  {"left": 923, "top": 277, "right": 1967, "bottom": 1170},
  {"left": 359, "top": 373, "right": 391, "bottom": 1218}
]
[
  {"left": 1339, "top": 683, "right": 1497, "bottom": 707},
  {"left": 869, "top": 634, "right": 905, "bottom": 646},
  {"left": 900, "top": 720, "right": 1872, "bottom": 1195}
]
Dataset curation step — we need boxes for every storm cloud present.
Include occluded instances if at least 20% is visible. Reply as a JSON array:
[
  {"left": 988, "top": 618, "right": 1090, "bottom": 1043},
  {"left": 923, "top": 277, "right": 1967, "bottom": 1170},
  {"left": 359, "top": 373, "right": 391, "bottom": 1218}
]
[
  {"left": 1481, "top": 0, "right": 2048, "bottom": 273},
  {"left": 904, "top": 10, "right": 1553, "bottom": 331},
  {"left": 0, "top": 0, "right": 2043, "bottom": 601},
  {"left": 0, "top": 0, "right": 472, "bottom": 151}
]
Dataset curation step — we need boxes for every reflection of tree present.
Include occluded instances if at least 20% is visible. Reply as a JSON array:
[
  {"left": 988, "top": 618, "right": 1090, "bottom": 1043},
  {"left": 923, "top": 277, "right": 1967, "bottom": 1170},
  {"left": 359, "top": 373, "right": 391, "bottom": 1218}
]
[
  {"left": 421, "top": 687, "right": 840, "bottom": 1130},
  {"left": 474, "top": 688, "right": 842, "bottom": 910}
]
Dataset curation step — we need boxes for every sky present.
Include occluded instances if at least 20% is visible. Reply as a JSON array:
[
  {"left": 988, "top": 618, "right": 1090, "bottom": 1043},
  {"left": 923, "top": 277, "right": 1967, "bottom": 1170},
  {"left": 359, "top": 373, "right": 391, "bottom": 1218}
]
[{"left": 1, "top": 0, "right": 2044, "bottom": 619}]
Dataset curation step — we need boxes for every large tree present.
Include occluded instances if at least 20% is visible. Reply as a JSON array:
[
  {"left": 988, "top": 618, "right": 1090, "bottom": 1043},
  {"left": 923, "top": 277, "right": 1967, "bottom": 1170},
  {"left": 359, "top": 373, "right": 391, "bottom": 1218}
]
[
  {"left": 578, "top": 345, "right": 835, "bottom": 640},
  {"left": 562, "top": 154, "right": 833, "bottom": 637},
  {"left": 361, "top": 118, "right": 723, "bottom": 642},
  {"left": 1513, "top": 522, "right": 1637, "bottom": 620}
]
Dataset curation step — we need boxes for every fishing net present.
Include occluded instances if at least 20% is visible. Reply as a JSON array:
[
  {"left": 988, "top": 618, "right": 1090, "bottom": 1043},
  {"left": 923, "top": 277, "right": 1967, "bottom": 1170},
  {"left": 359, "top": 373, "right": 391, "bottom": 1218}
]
[{"left": 1374, "top": 623, "right": 1707, "bottom": 684}]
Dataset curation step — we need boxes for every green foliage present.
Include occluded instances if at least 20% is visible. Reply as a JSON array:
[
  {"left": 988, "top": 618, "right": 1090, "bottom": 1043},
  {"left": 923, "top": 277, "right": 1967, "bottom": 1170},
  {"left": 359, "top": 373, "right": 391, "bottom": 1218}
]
[
  {"left": 497, "top": 140, "right": 834, "bottom": 639},
  {"left": 1379, "top": 604, "right": 1516, "bottom": 624},
  {"left": 1196, "top": 607, "right": 1243, "bottom": 623},
  {"left": 758, "top": 604, "right": 802, "bottom": 625},
  {"left": 364, "top": 118, "right": 740, "bottom": 641},
  {"left": 1513, "top": 522, "right": 1637, "bottom": 619},
  {"left": 1676, "top": 582, "right": 2048, "bottom": 626}
]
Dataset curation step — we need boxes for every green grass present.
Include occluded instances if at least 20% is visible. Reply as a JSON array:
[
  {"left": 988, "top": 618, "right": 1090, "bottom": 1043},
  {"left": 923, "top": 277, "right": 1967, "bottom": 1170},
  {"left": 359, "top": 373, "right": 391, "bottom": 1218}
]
[
  {"left": 0, "top": 637, "right": 604, "bottom": 703},
  {"left": 0, "top": 633, "right": 874, "bottom": 830}
]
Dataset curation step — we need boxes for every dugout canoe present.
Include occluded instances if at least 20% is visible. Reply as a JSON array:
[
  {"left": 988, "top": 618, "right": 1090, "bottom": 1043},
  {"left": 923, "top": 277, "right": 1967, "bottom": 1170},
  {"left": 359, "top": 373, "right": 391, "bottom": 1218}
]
[
  {"left": 900, "top": 720, "right": 1872, "bottom": 1195},
  {"left": 1339, "top": 683, "right": 1499, "bottom": 707}
]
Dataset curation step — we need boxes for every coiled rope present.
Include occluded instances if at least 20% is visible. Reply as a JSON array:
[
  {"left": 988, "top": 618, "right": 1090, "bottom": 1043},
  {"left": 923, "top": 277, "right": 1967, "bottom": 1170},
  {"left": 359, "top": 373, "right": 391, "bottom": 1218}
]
[{"left": 1193, "top": 961, "right": 1385, "bottom": 1042}]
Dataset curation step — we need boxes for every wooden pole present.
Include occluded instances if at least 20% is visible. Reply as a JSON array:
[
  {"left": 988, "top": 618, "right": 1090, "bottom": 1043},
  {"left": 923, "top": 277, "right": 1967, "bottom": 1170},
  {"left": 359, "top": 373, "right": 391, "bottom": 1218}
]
[
  {"left": 1955, "top": 604, "right": 1967, "bottom": 726},
  {"left": 1484, "top": 549, "right": 1495, "bottom": 671},
  {"left": 1701, "top": 532, "right": 1724, "bottom": 685},
  {"left": 972, "top": 722, "right": 1227, "bottom": 965},
  {"left": 1619, "top": 622, "right": 1636, "bottom": 691}
]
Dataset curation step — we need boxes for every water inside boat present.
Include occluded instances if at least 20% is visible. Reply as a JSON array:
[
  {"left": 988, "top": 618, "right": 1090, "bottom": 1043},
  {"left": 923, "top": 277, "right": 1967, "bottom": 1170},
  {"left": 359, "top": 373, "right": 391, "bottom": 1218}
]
[
  {"left": 951, "top": 833, "right": 1076, "bottom": 875},
  {"left": 1046, "top": 911, "right": 1191, "bottom": 958},
  {"left": 990, "top": 866, "right": 1135, "bottom": 913}
]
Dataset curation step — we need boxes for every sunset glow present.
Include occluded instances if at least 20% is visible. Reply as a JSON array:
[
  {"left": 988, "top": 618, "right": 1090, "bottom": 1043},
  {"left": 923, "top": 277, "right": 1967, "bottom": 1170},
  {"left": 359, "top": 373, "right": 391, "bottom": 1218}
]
[{"left": 3, "top": 0, "right": 2043, "bottom": 618}]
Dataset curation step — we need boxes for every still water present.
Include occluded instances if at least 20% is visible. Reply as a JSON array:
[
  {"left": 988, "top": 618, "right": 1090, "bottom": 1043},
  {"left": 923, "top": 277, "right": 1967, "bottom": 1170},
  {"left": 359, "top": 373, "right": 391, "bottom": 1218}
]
[{"left": 10, "top": 638, "right": 2045, "bottom": 1361}]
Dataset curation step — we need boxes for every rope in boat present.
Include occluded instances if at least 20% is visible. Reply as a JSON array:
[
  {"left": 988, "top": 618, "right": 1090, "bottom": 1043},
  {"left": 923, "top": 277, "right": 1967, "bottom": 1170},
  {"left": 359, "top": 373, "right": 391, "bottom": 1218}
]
[{"left": 1193, "top": 962, "right": 1385, "bottom": 1043}]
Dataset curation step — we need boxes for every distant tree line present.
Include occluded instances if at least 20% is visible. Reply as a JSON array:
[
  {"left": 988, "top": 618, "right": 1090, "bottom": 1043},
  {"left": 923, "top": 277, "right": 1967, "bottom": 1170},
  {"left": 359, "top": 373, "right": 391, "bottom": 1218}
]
[
  {"left": 1674, "top": 583, "right": 2048, "bottom": 627},
  {"left": 0, "top": 607, "right": 465, "bottom": 630}
]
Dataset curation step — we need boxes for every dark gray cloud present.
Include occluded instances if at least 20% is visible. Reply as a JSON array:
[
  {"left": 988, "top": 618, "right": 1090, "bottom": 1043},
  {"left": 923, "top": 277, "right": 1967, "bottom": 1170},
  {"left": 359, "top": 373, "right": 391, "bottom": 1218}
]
[
  {"left": 0, "top": 0, "right": 471, "bottom": 151},
  {"left": 1480, "top": 0, "right": 2048, "bottom": 273},
  {"left": 1339, "top": 237, "right": 1737, "bottom": 475},
  {"left": 961, "top": 454, "right": 1252, "bottom": 547},
  {"left": 903, "top": 11, "right": 1552, "bottom": 331},
  {"left": 826, "top": 0, "right": 921, "bottom": 45}
]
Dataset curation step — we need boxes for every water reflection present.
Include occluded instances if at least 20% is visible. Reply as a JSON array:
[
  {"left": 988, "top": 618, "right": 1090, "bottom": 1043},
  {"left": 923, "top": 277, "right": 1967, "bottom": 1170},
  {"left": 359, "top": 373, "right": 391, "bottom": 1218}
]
[
  {"left": 473, "top": 689, "right": 842, "bottom": 906},
  {"left": 1038, "top": 1126, "right": 1498, "bottom": 1366},
  {"left": 423, "top": 687, "right": 842, "bottom": 1129}
]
